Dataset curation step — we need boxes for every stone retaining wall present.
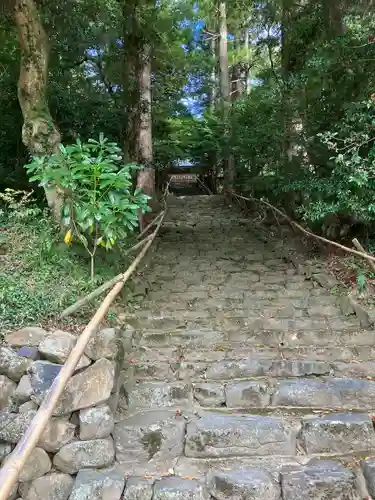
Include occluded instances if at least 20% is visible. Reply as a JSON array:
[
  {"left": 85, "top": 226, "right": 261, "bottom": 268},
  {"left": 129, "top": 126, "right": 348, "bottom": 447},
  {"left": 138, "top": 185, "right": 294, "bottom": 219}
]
[{"left": 0, "top": 326, "right": 125, "bottom": 500}]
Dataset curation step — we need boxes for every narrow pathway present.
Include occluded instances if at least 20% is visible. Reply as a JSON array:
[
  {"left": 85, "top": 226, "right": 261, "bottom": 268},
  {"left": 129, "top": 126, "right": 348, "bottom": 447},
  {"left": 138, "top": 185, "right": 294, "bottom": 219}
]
[{"left": 114, "top": 195, "right": 375, "bottom": 499}]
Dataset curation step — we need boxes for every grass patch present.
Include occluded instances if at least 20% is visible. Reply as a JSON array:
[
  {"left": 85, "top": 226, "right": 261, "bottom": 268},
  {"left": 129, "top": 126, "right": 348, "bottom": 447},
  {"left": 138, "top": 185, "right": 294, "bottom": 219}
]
[{"left": 0, "top": 207, "right": 133, "bottom": 334}]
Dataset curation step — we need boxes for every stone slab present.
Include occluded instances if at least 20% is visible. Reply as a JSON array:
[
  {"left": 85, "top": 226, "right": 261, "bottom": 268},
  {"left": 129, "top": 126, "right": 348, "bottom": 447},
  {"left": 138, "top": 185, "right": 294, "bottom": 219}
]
[
  {"left": 185, "top": 413, "right": 296, "bottom": 458},
  {"left": 280, "top": 460, "right": 361, "bottom": 499},
  {"left": 300, "top": 413, "right": 375, "bottom": 454},
  {"left": 114, "top": 410, "right": 185, "bottom": 475},
  {"left": 207, "top": 468, "right": 281, "bottom": 500}
]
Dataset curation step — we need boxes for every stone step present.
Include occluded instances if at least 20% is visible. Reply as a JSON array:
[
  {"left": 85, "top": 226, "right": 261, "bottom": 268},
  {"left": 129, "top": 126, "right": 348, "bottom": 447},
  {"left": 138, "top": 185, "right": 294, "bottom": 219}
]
[
  {"left": 128, "top": 314, "right": 362, "bottom": 334},
  {"left": 134, "top": 327, "right": 373, "bottom": 349},
  {"left": 128, "top": 301, "right": 346, "bottom": 320},
  {"left": 113, "top": 410, "right": 375, "bottom": 464},
  {"left": 129, "top": 344, "right": 375, "bottom": 363},
  {"left": 184, "top": 413, "right": 297, "bottom": 458},
  {"left": 105, "top": 459, "right": 372, "bottom": 499},
  {"left": 123, "top": 357, "right": 375, "bottom": 382},
  {"left": 125, "top": 378, "right": 375, "bottom": 412}
]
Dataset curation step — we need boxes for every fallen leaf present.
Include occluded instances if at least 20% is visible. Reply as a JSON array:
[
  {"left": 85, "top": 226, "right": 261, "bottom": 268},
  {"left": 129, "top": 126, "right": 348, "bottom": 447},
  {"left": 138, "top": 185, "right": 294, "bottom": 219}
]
[{"left": 214, "top": 345, "right": 229, "bottom": 351}]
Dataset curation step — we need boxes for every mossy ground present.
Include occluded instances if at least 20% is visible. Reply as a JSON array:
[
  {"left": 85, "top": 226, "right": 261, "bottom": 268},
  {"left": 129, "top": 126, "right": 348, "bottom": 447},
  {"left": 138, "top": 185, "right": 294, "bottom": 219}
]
[{"left": 0, "top": 208, "right": 133, "bottom": 337}]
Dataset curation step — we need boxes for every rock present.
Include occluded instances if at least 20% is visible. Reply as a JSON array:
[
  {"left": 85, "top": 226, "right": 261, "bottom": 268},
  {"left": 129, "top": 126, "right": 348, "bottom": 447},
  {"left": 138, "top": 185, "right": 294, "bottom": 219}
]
[
  {"left": 19, "top": 447, "right": 51, "bottom": 482},
  {"left": 153, "top": 477, "right": 210, "bottom": 500},
  {"left": 0, "top": 410, "right": 75, "bottom": 451},
  {"left": 300, "top": 413, "right": 375, "bottom": 454},
  {"left": 7, "top": 483, "right": 18, "bottom": 500},
  {"left": 0, "top": 410, "right": 75, "bottom": 453},
  {"left": 123, "top": 477, "right": 153, "bottom": 500},
  {"left": 0, "top": 347, "right": 30, "bottom": 382},
  {"left": 29, "top": 361, "right": 62, "bottom": 402},
  {"left": 349, "top": 299, "right": 373, "bottom": 328},
  {"left": 205, "top": 360, "right": 330, "bottom": 380},
  {"left": 17, "top": 347, "right": 40, "bottom": 361},
  {"left": 127, "top": 382, "right": 191, "bottom": 411},
  {"left": 280, "top": 460, "right": 360, "bottom": 499},
  {"left": 207, "top": 468, "right": 281, "bottom": 500},
  {"left": 79, "top": 404, "right": 114, "bottom": 440},
  {"left": 85, "top": 328, "right": 118, "bottom": 360},
  {"left": 5, "top": 327, "right": 48, "bottom": 348},
  {"left": 38, "top": 331, "right": 91, "bottom": 368},
  {"left": 185, "top": 413, "right": 296, "bottom": 458},
  {"left": 18, "top": 473, "right": 74, "bottom": 500},
  {"left": 53, "top": 437, "right": 115, "bottom": 473},
  {"left": 52, "top": 358, "right": 115, "bottom": 415},
  {"left": 272, "top": 377, "right": 375, "bottom": 408},
  {"left": 19, "top": 401, "right": 38, "bottom": 413},
  {"left": 38, "top": 418, "right": 75, "bottom": 452},
  {"left": 0, "top": 442, "right": 13, "bottom": 464},
  {"left": 361, "top": 459, "right": 375, "bottom": 498},
  {"left": 193, "top": 383, "right": 225, "bottom": 407},
  {"left": 0, "top": 375, "right": 16, "bottom": 410},
  {"left": 15, "top": 375, "right": 33, "bottom": 403},
  {"left": 0, "top": 411, "right": 35, "bottom": 443},
  {"left": 312, "top": 273, "right": 338, "bottom": 289},
  {"left": 119, "top": 325, "right": 134, "bottom": 353},
  {"left": 339, "top": 295, "right": 355, "bottom": 316},
  {"left": 225, "top": 381, "right": 271, "bottom": 408},
  {"left": 113, "top": 410, "right": 185, "bottom": 472},
  {"left": 69, "top": 468, "right": 125, "bottom": 500}
]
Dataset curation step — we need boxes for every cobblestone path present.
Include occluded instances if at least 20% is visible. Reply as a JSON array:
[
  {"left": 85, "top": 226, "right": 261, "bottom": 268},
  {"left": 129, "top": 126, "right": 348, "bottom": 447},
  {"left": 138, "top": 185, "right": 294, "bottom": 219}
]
[{"left": 115, "top": 195, "right": 375, "bottom": 499}]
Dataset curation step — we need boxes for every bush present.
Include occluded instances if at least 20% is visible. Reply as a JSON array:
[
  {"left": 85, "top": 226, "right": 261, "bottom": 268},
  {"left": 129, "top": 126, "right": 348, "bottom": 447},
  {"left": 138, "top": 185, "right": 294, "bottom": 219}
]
[
  {"left": 282, "top": 99, "right": 375, "bottom": 228},
  {"left": 25, "top": 134, "right": 151, "bottom": 278}
]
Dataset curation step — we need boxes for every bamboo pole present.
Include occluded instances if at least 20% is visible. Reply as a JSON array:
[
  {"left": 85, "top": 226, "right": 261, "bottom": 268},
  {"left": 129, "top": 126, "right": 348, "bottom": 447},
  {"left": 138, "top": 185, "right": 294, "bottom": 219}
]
[
  {"left": 137, "top": 210, "right": 164, "bottom": 240},
  {"left": 60, "top": 273, "right": 124, "bottom": 318},
  {"left": 125, "top": 232, "right": 153, "bottom": 254},
  {"left": 60, "top": 233, "right": 154, "bottom": 319},
  {"left": 233, "top": 192, "right": 375, "bottom": 264},
  {"left": 0, "top": 211, "right": 166, "bottom": 500}
]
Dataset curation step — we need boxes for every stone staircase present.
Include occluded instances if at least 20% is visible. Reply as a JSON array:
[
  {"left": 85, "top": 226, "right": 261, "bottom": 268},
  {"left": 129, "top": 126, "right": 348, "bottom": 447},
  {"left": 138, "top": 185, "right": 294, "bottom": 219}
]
[{"left": 113, "top": 195, "right": 375, "bottom": 499}]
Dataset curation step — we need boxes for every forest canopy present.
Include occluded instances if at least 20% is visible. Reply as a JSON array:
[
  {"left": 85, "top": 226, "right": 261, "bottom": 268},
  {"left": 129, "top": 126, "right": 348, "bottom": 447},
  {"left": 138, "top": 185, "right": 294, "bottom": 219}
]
[{"left": 1, "top": 0, "right": 375, "bottom": 234}]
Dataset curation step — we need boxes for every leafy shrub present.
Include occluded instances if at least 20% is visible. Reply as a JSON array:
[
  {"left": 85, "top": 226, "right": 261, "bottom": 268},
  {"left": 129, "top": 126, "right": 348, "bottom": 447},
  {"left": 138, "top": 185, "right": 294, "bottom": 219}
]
[
  {"left": 282, "top": 99, "right": 375, "bottom": 227},
  {"left": 25, "top": 134, "right": 151, "bottom": 278},
  {"left": 0, "top": 188, "right": 41, "bottom": 220}
]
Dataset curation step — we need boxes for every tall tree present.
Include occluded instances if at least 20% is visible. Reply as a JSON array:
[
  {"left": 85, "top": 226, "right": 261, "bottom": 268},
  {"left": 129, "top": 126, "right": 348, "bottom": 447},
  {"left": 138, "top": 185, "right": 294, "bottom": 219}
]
[
  {"left": 136, "top": 43, "right": 155, "bottom": 210},
  {"left": 219, "top": 0, "right": 235, "bottom": 192},
  {"left": 122, "top": 0, "right": 156, "bottom": 228},
  {"left": 14, "top": 0, "right": 62, "bottom": 219}
]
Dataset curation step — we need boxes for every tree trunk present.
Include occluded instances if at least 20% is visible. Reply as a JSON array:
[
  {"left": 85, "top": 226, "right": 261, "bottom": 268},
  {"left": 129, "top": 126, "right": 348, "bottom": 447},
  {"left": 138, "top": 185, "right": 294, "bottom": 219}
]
[
  {"left": 136, "top": 44, "right": 155, "bottom": 229},
  {"left": 14, "top": 0, "right": 62, "bottom": 220},
  {"left": 322, "top": 0, "right": 344, "bottom": 37},
  {"left": 281, "top": 0, "right": 295, "bottom": 169},
  {"left": 209, "top": 34, "right": 217, "bottom": 110},
  {"left": 231, "top": 37, "right": 243, "bottom": 101},
  {"left": 219, "top": 1, "right": 235, "bottom": 193},
  {"left": 244, "top": 29, "right": 251, "bottom": 94},
  {"left": 122, "top": 0, "right": 139, "bottom": 163}
]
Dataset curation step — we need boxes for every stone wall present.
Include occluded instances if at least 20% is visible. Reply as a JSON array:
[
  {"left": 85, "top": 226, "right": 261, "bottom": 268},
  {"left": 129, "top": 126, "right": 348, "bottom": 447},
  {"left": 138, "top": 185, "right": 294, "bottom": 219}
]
[{"left": 0, "top": 326, "right": 125, "bottom": 500}]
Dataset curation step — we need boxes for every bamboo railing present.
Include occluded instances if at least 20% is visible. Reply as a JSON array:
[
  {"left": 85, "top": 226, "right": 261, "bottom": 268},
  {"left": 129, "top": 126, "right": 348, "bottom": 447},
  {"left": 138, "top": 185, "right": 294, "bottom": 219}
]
[{"left": 0, "top": 207, "right": 167, "bottom": 500}]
